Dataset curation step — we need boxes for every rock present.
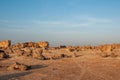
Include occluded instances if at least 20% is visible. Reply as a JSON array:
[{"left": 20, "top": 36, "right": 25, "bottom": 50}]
[
  {"left": 66, "top": 48, "right": 74, "bottom": 52},
  {"left": 0, "top": 40, "right": 11, "bottom": 48},
  {"left": 21, "top": 42, "right": 28, "bottom": 48},
  {"left": 32, "top": 48, "right": 45, "bottom": 60},
  {"left": 101, "top": 45, "right": 112, "bottom": 52},
  {"left": 22, "top": 47, "right": 32, "bottom": 57},
  {"left": 7, "top": 62, "right": 30, "bottom": 71},
  {"left": 59, "top": 45, "right": 66, "bottom": 48},
  {"left": 5, "top": 47, "right": 13, "bottom": 54},
  {"left": 0, "top": 50, "right": 9, "bottom": 59},
  {"left": 60, "top": 53, "right": 72, "bottom": 58},
  {"left": 110, "top": 53, "right": 117, "bottom": 57},
  {"left": 37, "top": 41, "right": 49, "bottom": 49},
  {"left": 34, "top": 43, "right": 39, "bottom": 48},
  {"left": 19, "top": 65, "right": 28, "bottom": 71},
  {"left": 99, "top": 52, "right": 109, "bottom": 57},
  {"left": 12, "top": 42, "right": 41, "bottom": 48},
  {"left": 28, "top": 42, "right": 36, "bottom": 47},
  {"left": 13, "top": 49, "right": 24, "bottom": 56},
  {"left": 12, "top": 43, "right": 21, "bottom": 48}
]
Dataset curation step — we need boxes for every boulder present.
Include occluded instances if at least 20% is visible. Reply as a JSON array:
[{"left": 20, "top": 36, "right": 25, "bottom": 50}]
[
  {"left": 59, "top": 45, "right": 66, "bottom": 48},
  {"left": 22, "top": 47, "right": 32, "bottom": 57},
  {"left": 34, "top": 43, "right": 39, "bottom": 48},
  {"left": 37, "top": 41, "right": 49, "bottom": 49},
  {"left": 0, "top": 40, "right": 11, "bottom": 48},
  {"left": 32, "top": 48, "right": 45, "bottom": 60},
  {"left": 12, "top": 43, "right": 21, "bottom": 48},
  {"left": 21, "top": 42, "right": 28, "bottom": 48},
  {"left": 7, "top": 62, "right": 30, "bottom": 71},
  {"left": 0, "top": 50, "right": 9, "bottom": 59},
  {"left": 101, "top": 45, "right": 112, "bottom": 52},
  {"left": 13, "top": 49, "right": 24, "bottom": 56},
  {"left": 5, "top": 47, "right": 13, "bottom": 54},
  {"left": 28, "top": 42, "right": 35, "bottom": 47},
  {"left": 66, "top": 48, "right": 74, "bottom": 52}
]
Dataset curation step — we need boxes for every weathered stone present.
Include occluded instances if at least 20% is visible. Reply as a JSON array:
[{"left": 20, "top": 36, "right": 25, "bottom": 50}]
[
  {"left": 110, "top": 53, "right": 117, "bottom": 57},
  {"left": 0, "top": 40, "right": 11, "bottom": 48},
  {"left": 32, "top": 48, "right": 45, "bottom": 59},
  {"left": 28, "top": 42, "right": 35, "bottom": 47},
  {"left": 7, "top": 62, "right": 30, "bottom": 71},
  {"left": 22, "top": 47, "right": 32, "bottom": 57},
  {"left": 0, "top": 50, "right": 9, "bottom": 59},
  {"left": 5, "top": 47, "right": 13, "bottom": 54},
  {"left": 66, "top": 48, "right": 74, "bottom": 52},
  {"left": 21, "top": 42, "right": 28, "bottom": 48},
  {"left": 13, "top": 49, "right": 24, "bottom": 56},
  {"left": 37, "top": 41, "right": 49, "bottom": 49},
  {"left": 59, "top": 45, "right": 66, "bottom": 48},
  {"left": 34, "top": 43, "right": 39, "bottom": 48},
  {"left": 12, "top": 43, "right": 21, "bottom": 48},
  {"left": 101, "top": 45, "right": 112, "bottom": 52}
]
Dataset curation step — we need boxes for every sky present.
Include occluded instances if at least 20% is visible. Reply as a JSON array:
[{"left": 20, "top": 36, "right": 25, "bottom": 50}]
[{"left": 0, "top": 0, "right": 120, "bottom": 46}]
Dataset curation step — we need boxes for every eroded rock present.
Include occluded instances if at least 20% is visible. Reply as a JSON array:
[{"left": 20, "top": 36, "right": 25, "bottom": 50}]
[
  {"left": 37, "top": 41, "right": 49, "bottom": 49},
  {"left": 22, "top": 47, "right": 32, "bottom": 57},
  {"left": 32, "top": 48, "right": 45, "bottom": 60},
  {"left": 7, "top": 62, "right": 30, "bottom": 71},
  {"left": 0, "top": 50, "right": 9, "bottom": 59},
  {"left": 0, "top": 40, "right": 11, "bottom": 48}
]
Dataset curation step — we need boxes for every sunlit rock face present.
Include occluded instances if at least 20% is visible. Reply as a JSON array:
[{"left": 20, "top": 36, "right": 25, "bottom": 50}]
[
  {"left": 37, "top": 41, "right": 49, "bottom": 49},
  {"left": 0, "top": 40, "right": 11, "bottom": 48}
]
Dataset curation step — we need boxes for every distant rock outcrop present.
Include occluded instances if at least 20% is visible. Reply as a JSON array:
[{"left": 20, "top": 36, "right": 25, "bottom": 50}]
[
  {"left": 12, "top": 41, "right": 49, "bottom": 49},
  {"left": 32, "top": 48, "right": 45, "bottom": 60},
  {"left": 37, "top": 41, "right": 49, "bottom": 49},
  {"left": 0, "top": 40, "right": 11, "bottom": 48},
  {"left": 0, "top": 50, "right": 9, "bottom": 59}
]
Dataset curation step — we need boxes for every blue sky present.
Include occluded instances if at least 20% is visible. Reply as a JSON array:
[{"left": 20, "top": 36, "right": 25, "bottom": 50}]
[{"left": 0, "top": 0, "right": 120, "bottom": 46}]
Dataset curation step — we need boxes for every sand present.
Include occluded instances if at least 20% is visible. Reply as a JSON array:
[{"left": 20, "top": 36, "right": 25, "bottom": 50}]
[{"left": 0, "top": 48, "right": 120, "bottom": 80}]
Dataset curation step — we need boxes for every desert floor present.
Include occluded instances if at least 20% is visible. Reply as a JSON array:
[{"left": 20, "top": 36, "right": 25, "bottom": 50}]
[{"left": 0, "top": 49, "right": 120, "bottom": 80}]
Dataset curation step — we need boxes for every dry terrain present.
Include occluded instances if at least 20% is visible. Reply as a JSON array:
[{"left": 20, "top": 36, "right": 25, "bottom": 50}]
[{"left": 0, "top": 40, "right": 120, "bottom": 80}]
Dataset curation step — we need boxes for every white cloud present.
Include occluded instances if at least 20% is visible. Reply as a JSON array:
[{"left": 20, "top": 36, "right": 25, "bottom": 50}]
[
  {"left": 34, "top": 21, "right": 66, "bottom": 25},
  {"left": 32, "top": 16, "right": 113, "bottom": 28},
  {"left": 84, "top": 17, "right": 112, "bottom": 23},
  {"left": 0, "top": 16, "right": 114, "bottom": 31},
  {"left": 33, "top": 20, "right": 92, "bottom": 28},
  {"left": 0, "top": 20, "right": 15, "bottom": 24},
  {"left": 77, "top": 15, "right": 112, "bottom": 23}
]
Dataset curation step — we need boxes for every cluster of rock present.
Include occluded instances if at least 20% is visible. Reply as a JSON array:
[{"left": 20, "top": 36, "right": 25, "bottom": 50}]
[
  {"left": 12, "top": 41, "right": 49, "bottom": 49},
  {"left": 0, "top": 40, "right": 49, "bottom": 60},
  {"left": 0, "top": 40, "right": 11, "bottom": 48},
  {"left": 96, "top": 44, "right": 120, "bottom": 52},
  {"left": 13, "top": 47, "right": 45, "bottom": 59},
  {"left": 0, "top": 40, "right": 49, "bottom": 49},
  {"left": 0, "top": 40, "right": 120, "bottom": 59},
  {"left": 0, "top": 50, "right": 9, "bottom": 59},
  {"left": 66, "top": 44, "right": 120, "bottom": 52},
  {"left": 7, "top": 62, "right": 31, "bottom": 71},
  {"left": 0, "top": 40, "right": 120, "bottom": 72}
]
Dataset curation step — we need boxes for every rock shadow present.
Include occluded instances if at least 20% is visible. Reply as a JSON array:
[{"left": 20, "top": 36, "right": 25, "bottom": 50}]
[
  {"left": 0, "top": 64, "right": 47, "bottom": 80},
  {"left": 30, "top": 64, "right": 47, "bottom": 70},
  {"left": 0, "top": 71, "right": 32, "bottom": 80}
]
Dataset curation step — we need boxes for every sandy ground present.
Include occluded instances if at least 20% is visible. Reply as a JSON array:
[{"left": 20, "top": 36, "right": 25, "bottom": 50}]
[{"left": 0, "top": 49, "right": 120, "bottom": 80}]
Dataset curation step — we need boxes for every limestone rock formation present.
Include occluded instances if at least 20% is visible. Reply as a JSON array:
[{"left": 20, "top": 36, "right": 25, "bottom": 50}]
[
  {"left": 0, "top": 50, "right": 9, "bottom": 59},
  {"left": 32, "top": 48, "right": 45, "bottom": 60},
  {"left": 7, "top": 62, "right": 30, "bottom": 71},
  {"left": 22, "top": 47, "right": 32, "bottom": 57},
  {"left": 0, "top": 40, "right": 11, "bottom": 48},
  {"left": 66, "top": 46, "right": 75, "bottom": 52},
  {"left": 101, "top": 45, "right": 112, "bottom": 52},
  {"left": 37, "top": 41, "right": 49, "bottom": 49}
]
